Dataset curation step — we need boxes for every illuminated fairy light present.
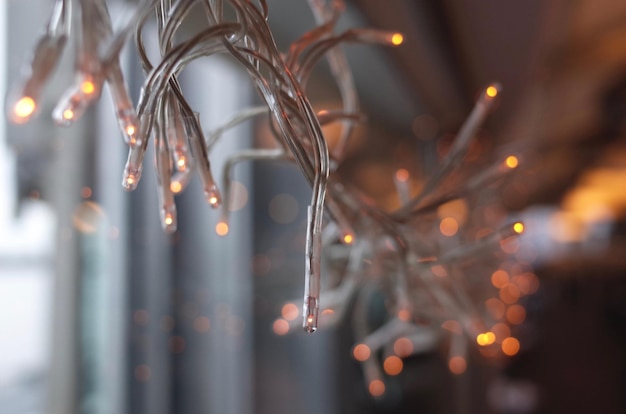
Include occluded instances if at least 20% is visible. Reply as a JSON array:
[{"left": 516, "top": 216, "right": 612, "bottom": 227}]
[
  {"left": 7, "top": 0, "right": 531, "bottom": 396},
  {"left": 391, "top": 33, "right": 404, "bottom": 46},
  {"left": 13, "top": 96, "right": 36, "bottom": 120},
  {"left": 505, "top": 155, "right": 519, "bottom": 169}
]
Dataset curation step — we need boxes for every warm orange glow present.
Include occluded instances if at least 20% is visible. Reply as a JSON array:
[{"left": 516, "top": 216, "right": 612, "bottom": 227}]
[
  {"left": 343, "top": 233, "right": 354, "bottom": 244},
  {"left": 353, "top": 344, "right": 371, "bottom": 361},
  {"left": 170, "top": 181, "right": 183, "bottom": 193},
  {"left": 177, "top": 158, "right": 186, "bottom": 169},
  {"left": 440, "top": 217, "right": 459, "bottom": 237},
  {"left": 281, "top": 303, "right": 299, "bottom": 321},
  {"left": 486, "top": 85, "right": 499, "bottom": 98},
  {"left": 505, "top": 155, "right": 519, "bottom": 169},
  {"left": 215, "top": 221, "right": 229, "bottom": 236},
  {"left": 491, "top": 269, "right": 510, "bottom": 288},
  {"left": 321, "top": 308, "right": 335, "bottom": 316},
  {"left": 448, "top": 356, "right": 467, "bottom": 375},
  {"left": 506, "top": 304, "right": 526, "bottom": 325},
  {"left": 491, "top": 323, "right": 511, "bottom": 342},
  {"left": 499, "top": 283, "right": 521, "bottom": 304},
  {"left": 393, "top": 337, "right": 414, "bottom": 357},
  {"left": 126, "top": 125, "right": 136, "bottom": 136},
  {"left": 81, "top": 80, "right": 96, "bottom": 95},
  {"left": 63, "top": 109, "right": 74, "bottom": 120},
  {"left": 395, "top": 168, "right": 409, "bottom": 182},
  {"left": 209, "top": 195, "right": 219, "bottom": 206},
  {"left": 391, "top": 33, "right": 404, "bottom": 46},
  {"left": 476, "top": 332, "right": 495, "bottom": 346},
  {"left": 485, "top": 298, "right": 506, "bottom": 320},
  {"left": 383, "top": 356, "right": 403, "bottom": 376},
  {"left": 164, "top": 214, "right": 173, "bottom": 226},
  {"left": 13, "top": 96, "right": 36, "bottom": 119},
  {"left": 272, "top": 319, "right": 289, "bottom": 335},
  {"left": 513, "top": 222, "right": 525, "bottom": 234},
  {"left": 397, "top": 309, "right": 411, "bottom": 321},
  {"left": 501, "top": 337, "right": 520, "bottom": 356},
  {"left": 369, "top": 379, "right": 386, "bottom": 397},
  {"left": 441, "top": 320, "right": 462, "bottom": 335}
]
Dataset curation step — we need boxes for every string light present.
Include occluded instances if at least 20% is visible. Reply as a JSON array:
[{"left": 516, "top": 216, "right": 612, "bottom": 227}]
[{"left": 6, "top": 0, "right": 533, "bottom": 396}]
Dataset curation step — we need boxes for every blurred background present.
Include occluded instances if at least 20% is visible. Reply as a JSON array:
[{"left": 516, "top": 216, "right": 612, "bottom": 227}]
[{"left": 1, "top": 0, "right": 626, "bottom": 413}]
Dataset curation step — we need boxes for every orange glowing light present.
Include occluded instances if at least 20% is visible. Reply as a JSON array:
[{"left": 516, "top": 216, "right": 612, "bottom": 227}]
[
  {"left": 353, "top": 344, "right": 371, "bottom": 362},
  {"left": 395, "top": 168, "right": 409, "bottom": 182},
  {"left": 391, "top": 33, "right": 404, "bottom": 46},
  {"left": 63, "top": 109, "right": 74, "bottom": 120},
  {"left": 505, "top": 155, "right": 519, "bottom": 169},
  {"left": 513, "top": 222, "right": 525, "bottom": 234},
  {"left": 209, "top": 195, "right": 219, "bottom": 206},
  {"left": 81, "top": 80, "right": 96, "bottom": 95},
  {"left": 368, "top": 380, "right": 386, "bottom": 397},
  {"left": 281, "top": 303, "right": 299, "bottom": 321},
  {"left": 383, "top": 356, "right": 403, "bottom": 376},
  {"left": 486, "top": 85, "right": 499, "bottom": 98},
  {"left": 170, "top": 181, "right": 183, "bottom": 193},
  {"left": 499, "top": 283, "right": 521, "bottom": 304},
  {"left": 491, "top": 269, "right": 510, "bottom": 289},
  {"left": 506, "top": 304, "right": 526, "bottom": 325},
  {"left": 397, "top": 309, "right": 411, "bottom": 321},
  {"left": 13, "top": 96, "right": 36, "bottom": 119},
  {"left": 448, "top": 356, "right": 467, "bottom": 375},
  {"left": 164, "top": 214, "right": 173, "bottom": 226},
  {"left": 215, "top": 222, "right": 229, "bottom": 236},
  {"left": 177, "top": 158, "right": 186, "bottom": 168},
  {"left": 501, "top": 337, "right": 520, "bottom": 356},
  {"left": 343, "top": 233, "right": 354, "bottom": 244},
  {"left": 393, "top": 337, "right": 414, "bottom": 357},
  {"left": 272, "top": 319, "right": 289, "bottom": 335},
  {"left": 476, "top": 332, "right": 496, "bottom": 346},
  {"left": 440, "top": 217, "right": 459, "bottom": 237}
]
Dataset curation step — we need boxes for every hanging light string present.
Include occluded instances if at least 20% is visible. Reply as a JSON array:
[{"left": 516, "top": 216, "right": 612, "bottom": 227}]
[{"left": 7, "top": 0, "right": 527, "bottom": 386}]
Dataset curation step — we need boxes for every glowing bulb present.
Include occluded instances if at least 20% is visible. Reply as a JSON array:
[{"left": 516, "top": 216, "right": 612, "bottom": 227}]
[
  {"left": 505, "top": 155, "right": 519, "bottom": 169},
  {"left": 448, "top": 356, "right": 467, "bottom": 375},
  {"left": 126, "top": 125, "right": 136, "bottom": 136},
  {"left": 501, "top": 337, "right": 520, "bottom": 356},
  {"left": 81, "top": 80, "right": 96, "bottom": 95},
  {"left": 513, "top": 222, "right": 525, "bottom": 234},
  {"left": 477, "top": 332, "right": 496, "bottom": 346},
  {"left": 486, "top": 85, "right": 499, "bottom": 98},
  {"left": 63, "top": 109, "right": 74, "bottom": 120},
  {"left": 391, "top": 33, "right": 404, "bottom": 46},
  {"left": 164, "top": 214, "right": 173, "bottom": 225},
  {"left": 209, "top": 195, "right": 219, "bottom": 206},
  {"left": 177, "top": 158, "right": 186, "bottom": 169},
  {"left": 342, "top": 233, "right": 354, "bottom": 244},
  {"left": 170, "top": 181, "right": 183, "bottom": 194},
  {"left": 13, "top": 96, "right": 36, "bottom": 120},
  {"left": 353, "top": 344, "right": 371, "bottom": 361},
  {"left": 395, "top": 168, "right": 409, "bottom": 182},
  {"left": 126, "top": 176, "right": 135, "bottom": 185},
  {"left": 368, "top": 380, "right": 385, "bottom": 397},
  {"left": 440, "top": 217, "right": 459, "bottom": 237},
  {"left": 383, "top": 356, "right": 403, "bottom": 376},
  {"left": 215, "top": 221, "right": 229, "bottom": 236},
  {"left": 272, "top": 319, "right": 289, "bottom": 336}
]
